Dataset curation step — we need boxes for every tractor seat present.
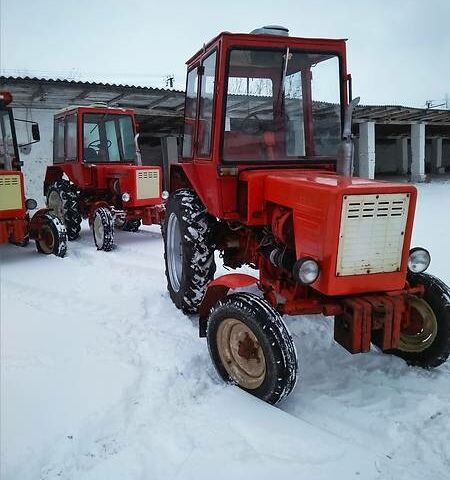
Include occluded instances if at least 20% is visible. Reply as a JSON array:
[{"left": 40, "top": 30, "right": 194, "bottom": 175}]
[
  {"left": 83, "top": 147, "right": 98, "bottom": 161},
  {"left": 223, "top": 131, "right": 278, "bottom": 161}
]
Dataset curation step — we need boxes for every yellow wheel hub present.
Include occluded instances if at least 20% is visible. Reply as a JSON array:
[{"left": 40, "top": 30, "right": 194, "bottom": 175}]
[{"left": 398, "top": 296, "right": 438, "bottom": 353}]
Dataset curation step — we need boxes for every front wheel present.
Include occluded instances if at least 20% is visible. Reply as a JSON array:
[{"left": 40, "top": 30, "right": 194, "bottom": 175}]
[
  {"left": 35, "top": 213, "right": 67, "bottom": 257},
  {"left": 92, "top": 207, "right": 114, "bottom": 251},
  {"left": 207, "top": 292, "right": 298, "bottom": 405},
  {"left": 388, "top": 272, "right": 450, "bottom": 368}
]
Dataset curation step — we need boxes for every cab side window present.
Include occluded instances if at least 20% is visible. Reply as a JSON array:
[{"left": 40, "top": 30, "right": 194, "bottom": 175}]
[
  {"left": 182, "top": 68, "right": 198, "bottom": 159},
  {"left": 197, "top": 51, "right": 217, "bottom": 157},
  {"left": 53, "top": 118, "right": 65, "bottom": 164},
  {"left": 65, "top": 114, "right": 77, "bottom": 160}
]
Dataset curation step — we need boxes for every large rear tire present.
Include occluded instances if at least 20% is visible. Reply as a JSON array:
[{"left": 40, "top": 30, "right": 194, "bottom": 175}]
[
  {"left": 46, "top": 180, "right": 82, "bottom": 241},
  {"left": 163, "top": 189, "right": 216, "bottom": 313},
  {"left": 388, "top": 272, "right": 450, "bottom": 368},
  {"left": 207, "top": 292, "right": 298, "bottom": 405},
  {"left": 35, "top": 213, "right": 67, "bottom": 258}
]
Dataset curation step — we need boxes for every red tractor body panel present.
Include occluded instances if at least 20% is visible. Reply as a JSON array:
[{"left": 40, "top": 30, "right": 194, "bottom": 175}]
[
  {"left": 265, "top": 171, "right": 416, "bottom": 295},
  {"left": 0, "top": 170, "right": 29, "bottom": 244},
  {"left": 0, "top": 170, "right": 26, "bottom": 221}
]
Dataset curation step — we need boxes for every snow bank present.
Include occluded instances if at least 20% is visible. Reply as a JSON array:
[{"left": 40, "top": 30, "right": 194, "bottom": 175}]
[{"left": 1, "top": 180, "right": 449, "bottom": 479}]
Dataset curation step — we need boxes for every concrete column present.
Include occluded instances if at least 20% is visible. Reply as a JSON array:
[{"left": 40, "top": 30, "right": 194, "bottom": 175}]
[
  {"left": 411, "top": 123, "right": 426, "bottom": 182},
  {"left": 396, "top": 137, "right": 409, "bottom": 175},
  {"left": 431, "top": 137, "right": 443, "bottom": 174},
  {"left": 358, "top": 122, "right": 376, "bottom": 179}
]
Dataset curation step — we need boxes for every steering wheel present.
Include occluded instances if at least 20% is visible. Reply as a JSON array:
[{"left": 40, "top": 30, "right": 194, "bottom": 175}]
[
  {"left": 88, "top": 139, "right": 112, "bottom": 151},
  {"left": 239, "top": 113, "right": 263, "bottom": 135}
]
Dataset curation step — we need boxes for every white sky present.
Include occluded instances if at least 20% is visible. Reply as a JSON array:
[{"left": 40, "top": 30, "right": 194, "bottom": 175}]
[{"left": 0, "top": 0, "right": 449, "bottom": 108}]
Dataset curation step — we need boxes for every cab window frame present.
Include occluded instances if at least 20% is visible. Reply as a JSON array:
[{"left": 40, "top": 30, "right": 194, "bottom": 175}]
[{"left": 197, "top": 48, "right": 218, "bottom": 159}]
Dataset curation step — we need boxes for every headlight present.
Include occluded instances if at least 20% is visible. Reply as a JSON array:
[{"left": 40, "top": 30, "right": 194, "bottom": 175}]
[
  {"left": 122, "top": 192, "right": 130, "bottom": 202},
  {"left": 408, "top": 247, "right": 430, "bottom": 273},
  {"left": 25, "top": 198, "right": 37, "bottom": 210},
  {"left": 292, "top": 257, "right": 320, "bottom": 284},
  {"left": 161, "top": 190, "right": 169, "bottom": 200}
]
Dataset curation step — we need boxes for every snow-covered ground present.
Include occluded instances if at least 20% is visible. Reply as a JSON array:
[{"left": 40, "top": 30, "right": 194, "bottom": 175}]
[{"left": 1, "top": 180, "right": 450, "bottom": 480}]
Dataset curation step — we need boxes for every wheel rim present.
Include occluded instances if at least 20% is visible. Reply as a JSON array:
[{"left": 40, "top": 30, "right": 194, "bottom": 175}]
[
  {"left": 167, "top": 212, "right": 183, "bottom": 292},
  {"left": 48, "top": 191, "right": 64, "bottom": 220},
  {"left": 38, "top": 225, "right": 55, "bottom": 254},
  {"left": 93, "top": 213, "right": 105, "bottom": 246},
  {"left": 216, "top": 318, "right": 266, "bottom": 390},
  {"left": 398, "top": 296, "right": 438, "bottom": 353}
]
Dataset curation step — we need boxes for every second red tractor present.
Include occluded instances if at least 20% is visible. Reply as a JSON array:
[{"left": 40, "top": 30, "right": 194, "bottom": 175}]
[{"left": 44, "top": 105, "right": 163, "bottom": 251}]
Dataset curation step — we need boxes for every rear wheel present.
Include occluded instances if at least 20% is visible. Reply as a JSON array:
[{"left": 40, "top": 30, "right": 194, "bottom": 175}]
[
  {"left": 92, "top": 207, "right": 114, "bottom": 251},
  {"left": 35, "top": 213, "right": 67, "bottom": 257},
  {"left": 207, "top": 292, "right": 298, "bottom": 405},
  {"left": 163, "top": 189, "right": 216, "bottom": 313},
  {"left": 46, "top": 180, "right": 81, "bottom": 240},
  {"left": 388, "top": 272, "right": 450, "bottom": 368}
]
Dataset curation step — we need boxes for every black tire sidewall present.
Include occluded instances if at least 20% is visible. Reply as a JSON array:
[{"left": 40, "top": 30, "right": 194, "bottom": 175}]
[
  {"left": 393, "top": 272, "right": 450, "bottom": 368},
  {"left": 93, "top": 207, "right": 114, "bottom": 251},
  {"left": 207, "top": 292, "right": 298, "bottom": 404},
  {"left": 163, "top": 189, "right": 216, "bottom": 313},
  {"left": 47, "top": 180, "right": 81, "bottom": 241},
  {"left": 35, "top": 214, "right": 67, "bottom": 257}
]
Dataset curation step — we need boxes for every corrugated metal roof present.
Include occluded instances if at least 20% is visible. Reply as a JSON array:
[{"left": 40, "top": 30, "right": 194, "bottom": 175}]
[
  {"left": 0, "top": 75, "right": 183, "bottom": 93},
  {"left": 0, "top": 75, "right": 185, "bottom": 115}
]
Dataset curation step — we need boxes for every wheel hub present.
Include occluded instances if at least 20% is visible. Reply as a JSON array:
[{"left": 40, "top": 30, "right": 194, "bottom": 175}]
[
  {"left": 93, "top": 214, "right": 105, "bottom": 244},
  {"left": 398, "top": 296, "right": 438, "bottom": 353},
  {"left": 217, "top": 318, "right": 266, "bottom": 390},
  {"left": 48, "top": 191, "right": 64, "bottom": 220}
]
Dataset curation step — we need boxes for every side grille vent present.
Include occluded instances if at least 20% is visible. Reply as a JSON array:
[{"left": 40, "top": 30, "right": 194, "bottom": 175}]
[
  {"left": 138, "top": 170, "right": 158, "bottom": 180},
  {"left": 346, "top": 198, "right": 407, "bottom": 219},
  {"left": 0, "top": 176, "right": 20, "bottom": 187}
]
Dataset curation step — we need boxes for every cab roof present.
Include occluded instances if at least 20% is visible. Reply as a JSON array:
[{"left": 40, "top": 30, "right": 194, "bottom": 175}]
[{"left": 186, "top": 30, "right": 347, "bottom": 67}]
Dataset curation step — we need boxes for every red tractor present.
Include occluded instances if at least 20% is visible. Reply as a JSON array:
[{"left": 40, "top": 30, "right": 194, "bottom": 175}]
[
  {"left": 44, "top": 105, "right": 163, "bottom": 251},
  {"left": 163, "top": 26, "right": 450, "bottom": 404},
  {"left": 0, "top": 91, "right": 67, "bottom": 257}
]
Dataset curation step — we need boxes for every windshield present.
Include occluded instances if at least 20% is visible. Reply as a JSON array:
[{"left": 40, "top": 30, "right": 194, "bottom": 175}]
[
  {"left": 83, "top": 113, "right": 136, "bottom": 163},
  {"left": 0, "top": 109, "right": 17, "bottom": 170},
  {"left": 223, "top": 48, "right": 342, "bottom": 162}
]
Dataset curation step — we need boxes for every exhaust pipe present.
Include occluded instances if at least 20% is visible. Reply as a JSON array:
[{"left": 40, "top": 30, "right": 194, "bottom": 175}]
[{"left": 337, "top": 96, "right": 360, "bottom": 177}]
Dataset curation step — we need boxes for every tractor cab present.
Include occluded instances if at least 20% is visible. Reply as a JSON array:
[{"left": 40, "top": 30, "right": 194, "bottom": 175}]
[
  {"left": 53, "top": 105, "right": 138, "bottom": 166},
  {"left": 172, "top": 26, "right": 350, "bottom": 218}
]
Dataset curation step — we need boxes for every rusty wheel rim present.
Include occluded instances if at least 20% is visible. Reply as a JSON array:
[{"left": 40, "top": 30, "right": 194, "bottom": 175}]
[
  {"left": 398, "top": 296, "right": 438, "bottom": 353},
  {"left": 39, "top": 225, "right": 55, "bottom": 254},
  {"left": 216, "top": 318, "right": 266, "bottom": 390}
]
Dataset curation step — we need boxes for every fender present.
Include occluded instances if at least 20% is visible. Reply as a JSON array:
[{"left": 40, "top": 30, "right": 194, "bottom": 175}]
[
  {"left": 29, "top": 208, "right": 51, "bottom": 239},
  {"left": 43, "top": 166, "right": 63, "bottom": 195},
  {"left": 198, "top": 273, "right": 259, "bottom": 337}
]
